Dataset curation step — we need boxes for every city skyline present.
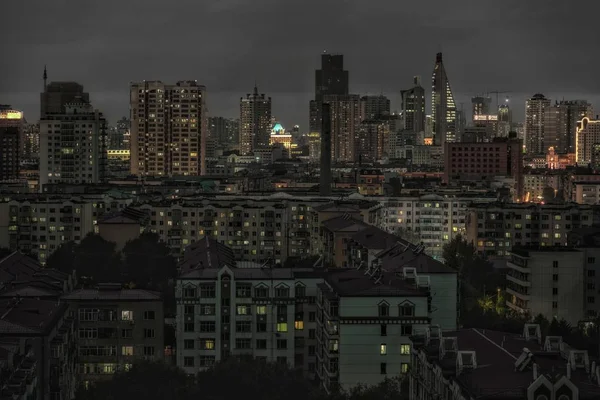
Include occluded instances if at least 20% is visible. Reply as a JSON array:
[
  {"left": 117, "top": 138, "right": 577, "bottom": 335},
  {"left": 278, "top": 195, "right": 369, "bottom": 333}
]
[{"left": 2, "top": 1, "right": 600, "bottom": 128}]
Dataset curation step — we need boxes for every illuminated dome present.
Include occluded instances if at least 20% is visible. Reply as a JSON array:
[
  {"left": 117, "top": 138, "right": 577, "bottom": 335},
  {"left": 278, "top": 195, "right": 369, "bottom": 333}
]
[{"left": 272, "top": 122, "right": 284, "bottom": 134}]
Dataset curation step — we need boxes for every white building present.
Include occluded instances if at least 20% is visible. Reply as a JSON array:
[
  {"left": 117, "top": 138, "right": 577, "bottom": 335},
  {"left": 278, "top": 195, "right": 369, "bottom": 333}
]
[{"left": 39, "top": 102, "right": 107, "bottom": 189}]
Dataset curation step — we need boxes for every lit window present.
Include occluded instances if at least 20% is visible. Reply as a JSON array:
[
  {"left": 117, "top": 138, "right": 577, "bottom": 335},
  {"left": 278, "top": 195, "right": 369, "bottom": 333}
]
[
  {"left": 202, "top": 339, "right": 215, "bottom": 350},
  {"left": 294, "top": 320, "right": 304, "bottom": 330},
  {"left": 236, "top": 305, "right": 249, "bottom": 315},
  {"left": 401, "top": 363, "right": 409, "bottom": 373},
  {"left": 121, "top": 311, "right": 133, "bottom": 321},
  {"left": 256, "top": 306, "right": 267, "bottom": 315},
  {"left": 380, "top": 344, "right": 387, "bottom": 355},
  {"left": 400, "top": 344, "right": 411, "bottom": 355},
  {"left": 277, "top": 323, "right": 288, "bottom": 333},
  {"left": 121, "top": 346, "right": 133, "bottom": 356}
]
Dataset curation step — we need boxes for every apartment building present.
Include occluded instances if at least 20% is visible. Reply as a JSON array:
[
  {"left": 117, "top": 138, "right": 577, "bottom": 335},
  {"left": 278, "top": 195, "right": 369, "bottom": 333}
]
[
  {"left": 506, "top": 247, "right": 586, "bottom": 324},
  {"left": 62, "top": 284, "right": 164, "bottom": 386},
  {"left": 315, "top": 267, "right": 430, "bottom": 392},
  {"left": 176, "top": 250, "right": 320, "bottom": 377},
  {"left": 130, "top": 81, "right": 207, "bottom": 176},
  {"left": 0, "top": 297, "right": 77, "bottom": 400},
  {"left": 523, "top": 172, "right": 562, "bottom": 202},
  {"left": 465, "top": 202, "right": 595, "bottom": 257},
  {"left": 379, "top": 193, "right": 497, "bottom": 260},
  {"left": 0, "top": 195, "right": 134, "bottom": 263},
  {"left": 573, "top": 182, "right": 600, "bottom": 204},
  {"left": 410, "top": 324, "right": 600, "bottom": 400}
]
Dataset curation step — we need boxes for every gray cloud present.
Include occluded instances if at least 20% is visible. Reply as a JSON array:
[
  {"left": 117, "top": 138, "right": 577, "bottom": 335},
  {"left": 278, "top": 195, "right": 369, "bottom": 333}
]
[{"left": 1, "top": 0, "right": 599, "bottom": 128}]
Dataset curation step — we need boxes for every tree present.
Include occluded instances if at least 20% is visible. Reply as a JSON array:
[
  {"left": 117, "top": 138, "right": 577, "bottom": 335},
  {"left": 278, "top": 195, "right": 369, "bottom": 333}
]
[
  {"left": 344, "top": 376, "right": 408, "bottom": 400},
  {"left": 73, "top": 233, "right": 122, "bottom": 282},
  {"left": 196, "top": 357, "right": 324, "bottom": 400},
  {"left": 46, "top": 241, "right": 77, "bottom": 273},
  {"left": 122, "top": 232, "right": 176, "bottom": 289},
  {"left": 542, "top": 186, "right": 556, "bottom": 203},
  {"left": 75, "top": 361, "right": 194, "bottom": 400},
  {"left": 394, "top": 228, "right": 421, "bottom": 245}
]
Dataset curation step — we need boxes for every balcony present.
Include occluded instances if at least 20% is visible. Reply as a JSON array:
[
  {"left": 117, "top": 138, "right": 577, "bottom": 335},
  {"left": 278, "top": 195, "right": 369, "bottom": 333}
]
[
  {"left": 506, "top": 274, "right": 531, "bottom": 287},
  {"left": 506, "top": 299, "right": 529, "bottom": 314},
  {"left": 507, "top": 261, "right": 530, "bottom": 274},
  {"left": 506, "top": 287, "right": 530, "bottom": 301}
]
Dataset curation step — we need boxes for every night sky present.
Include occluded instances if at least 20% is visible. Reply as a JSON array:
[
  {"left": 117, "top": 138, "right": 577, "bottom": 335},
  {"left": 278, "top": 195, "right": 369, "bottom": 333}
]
[{"left": 2, "top": 0, "right": 599, "bottom": 128}]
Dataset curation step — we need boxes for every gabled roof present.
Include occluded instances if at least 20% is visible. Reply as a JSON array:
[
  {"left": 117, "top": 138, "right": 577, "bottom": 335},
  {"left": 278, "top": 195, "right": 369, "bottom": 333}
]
[
  {"left": 322, "top": 215, "right": 369, "bottom": 233},
  {"left": 0, "top": 252, "right": 70, "bottom": 298},
  {"left": 350, "top": 226, "right": 411, "bottom": 251},
  {"left": 179, "top": 236, "right": 236, "bottom": 274}
]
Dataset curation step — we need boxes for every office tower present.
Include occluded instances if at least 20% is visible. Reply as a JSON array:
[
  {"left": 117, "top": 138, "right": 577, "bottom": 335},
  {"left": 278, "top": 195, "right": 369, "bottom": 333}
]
[
  {"left": 543, "top": 103, "right": 570, "bottom": 154},
  {"left": 130, "top": 81, "right": 206, "bottom": 176},
  {"left": 431, "top": 53, "right": 458, "bottom": 146},
  {"left": 497, "top": 103, "right": 512, "bottom": 137},
  {"left": 559, "top": 100, "right": 593, "bottom": 153},
  {"left": 360, "top": 95, "right": 390, "bottom": 120},
  {"left": 0, "top": 106, "right": 23, "bottom": 180},
  {"left": 320, "top": 103, "right": 332, "bottom": 195},
  {"left": 209, "top": 116, "right": 240, "bottom": 148},
  {"left": 525, "top": 93, "right": 551, "bottom": 155},
  {"left": 23, "top": 123, "right": 40, "bottom": 160},
  {"left": 576, "top": 117, "right": 600, "bottom": 164},
  {"left": 358, "top": 120, "right": 390, "bottom": 162},
  {"left": 239, "top": 85, "right": 272, "bottom": 155},
  {"left": 309, "top": 53, "right": 350, "bottom": 148},
  {"left": 114, "top": 116, "right": 130, "bottom": 149},
  {"left": 269, "top": 122, "right": 292, "bottom": 157},
  {"left": 39, "top": 86, "right": 107, "bottom": 188},
  {"left": 401, "top": 77, "right": 426, "bottom": 133},
  {"left": 324, "top": 94, "right": 361, "bottom": 163},
  {"left": 471, "top": 96, "right": 491, "bottom": 117}
]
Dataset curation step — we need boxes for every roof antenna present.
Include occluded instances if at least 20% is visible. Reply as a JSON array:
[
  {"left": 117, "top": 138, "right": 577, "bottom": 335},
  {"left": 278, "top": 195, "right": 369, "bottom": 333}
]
[
  {"left": 253, "top": 81, "right": 258, "bottom": 95},
  {"left": 43, "top": 65, "right": 48, "bottom": 91}
]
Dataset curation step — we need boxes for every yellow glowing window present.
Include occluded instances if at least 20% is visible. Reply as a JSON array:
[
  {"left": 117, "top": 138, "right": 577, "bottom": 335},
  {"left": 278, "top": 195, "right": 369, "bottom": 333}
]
[
  {"left": 400, "top": 344, "right": 411, "bottom": 355},
  {"left": 380, "top": 344, "right": 387, "bottom": 355},
  {"left": 203, "top": 340, "right": 215, "bottom": 350},
  {"left": 277, "top": 323, "right": 288, "bottom": 333},
  {"left": 190, "top": 152, "right": 198, "bottom": 157},
  {"left": 121, "top": 346, "right": 133, "bottom": 356},
  {"left": 256, "top": 306, "right": 267, "bottom": 315},
  {"left": 294, "top": 321, "right": 304, "bottom": 330}
]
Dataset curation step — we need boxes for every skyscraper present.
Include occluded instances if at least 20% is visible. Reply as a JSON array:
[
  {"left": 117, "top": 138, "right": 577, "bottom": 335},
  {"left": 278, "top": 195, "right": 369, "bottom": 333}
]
[
  {"left": 324, "top": 94, "right": 361, "bottom": 163},
  {"left": 39, "top": 82, "right": 107, "bottom": 188},
  {"left": 559, "top": 100, "right": 593, "bottom": 153},
  {"left": 401, "top": 76, "right": 426, "bottom": 133},
  {"left": 576, "top": 117, "right": 600, "bottom": 164},
  {"left": 431, "top": 53, "right": 457, "bottom": 146},
  {"left": 497, "top": 103, "right": 512, "bottom": 138},
  {"left": 239, "top": 85, "right": 272, "bottom": 155},
  {"left": 360, "top": 95, "right": 390, "bottom": 120},
  {"left": 309, "top": 53, "right": 349, "bottom": 141},
  {"left": 130, "top": 80, "right": 207, "bottom": 176},
  {"left": 525, "top": 93, "right": 551, "bottom": 154},
  {"left": 209, "top": 116, "right": 239, "bottom": 149},
  {"left": 471, "top": 96, "right": 491, "bottom": 117},
  {"left": 0, "top": 105, "right": 23, "bottom": 180}
]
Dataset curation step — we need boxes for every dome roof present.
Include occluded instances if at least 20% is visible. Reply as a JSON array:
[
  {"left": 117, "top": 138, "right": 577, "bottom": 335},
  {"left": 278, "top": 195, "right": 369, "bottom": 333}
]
[{"left": 272, "top": 122, "right": 284, "bottom": 133}]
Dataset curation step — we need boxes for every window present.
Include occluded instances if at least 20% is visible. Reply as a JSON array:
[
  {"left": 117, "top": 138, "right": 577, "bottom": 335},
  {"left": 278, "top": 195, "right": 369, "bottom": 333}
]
[
  {"left": 378, "top": 302, "right": 389, "bottom": 317},
  {"left": 144, "top": 329, "right": 155, "bottom": 338},
  {"left": 236, "top": 284, "right": 252, "bottom": 298},
  {"left": 256, "top": 305, "right": 267, "bottom": 315},
  {"left": 256, "top": 339, "right": 267, "bottom": 349},
  {"left": 121, "top": 346, "right": 133, "bottom": 356},
  {"left": 400, "top": 344, "right": 411, "bottom": 355},
  {"left": 199, "top": 304, "right": 215, "bottom": 315},
  {"left": 121, "top": 310, "right": 134, "bottom": 321},
  {"left": 277, "top": 323, "right": 288, "bottom": 333},
  {"left": 79, "top": 328, "right": 98, "bottom": 339},
  {"left": 184, "top": 339, "right": 194, "bottom": 349},
  {"left": 183, "top": 288, "right": 196, "bottom": 298},
  {"left": 79, "top": 308, "right": 99, "bottom": 321},
  {"left": 277, "top": 339, "right": 288, "bottom": 349},
  {"left": 184, "top": 305, "right": 194, "bottom": 315},
  {"left": 380, "top": 344, "right": 387, "bottom": 355},
  {"left": 277, "top": 356, "right": 287, "bottom": 365},
  {"left": 401, "top": 325, "right": 413, "bottom": 336},
  {"left": 553, "top": 261, "right": 559, "bottom": 268},
  {"left": 199, "top": 356, "right": 215, "bottom": 367},
  {"left": 294, "top": 320, "right": 304, "bottom": 330},
  {"left": 143, "top": 346, "right": 155, "bottom": 356},
  {"left": 553, "top": 288, "right": 558, "bottom": 295},
  {"left": 144, "top": 311, "right": 155, "bottom": 320},
  {"left": 588, "top": 297, "right": 595, "bottom": 304},
  {"left": 309, "top": 312, "right": 316, "bottom": 322},
  {"left": 277, "top": 305, "right": 287, "bottom": 316},
  {"left": 295, "top": 285, "right": 306, "bottom": 297},
  {"left": 309, "top": 329, "right": 315, "bottom": 339},
  {"left": 553, "top": 274, "right": 558, "bottom": 282},
  {"left": 589, "top": 270, "right": 596, "bottom": 277},
  {"left": 184, "top": 322, "right": 194, "bottom": 332},
  {"left": 381, "top": 324, "right": 387, "bottom": 336},
  {"left": 254, "top": 286, "right": 269, "bottom": 298},
  {"left": 308, "top": 345, "right": 315, "bottom": 356},
  {"left": 200, "top": 322, "right": 215, "bottom": 332},
  {"left": 256, "top": 322, "right": 267, "bottom": 332},
  {"left": 184, "top": 357, "right": 194, "bottom": 367},
  {"left": 401, "top": 363, "right": 409, "bottom": 374},
  {"left": 552, "top": 301, "right": 558, "bottom": 309},
  {"left": 380, "top": 363, "right": 387, "bottom": 374},
  {"left": 200, "top": 339, "right": 215, "bottom": 350},
  {"left": 589, "top": 257, "right": 596, "bottom": 264},
  {"left": 400, "top": 303, "right": 415, "bottom": 316},
  {"left": 121, "top": 329, "right": 132, "bottom": 339},
  {"left": 236, "top": 339, "right": 252, "bottom": 349},
  {"left": 200, "top": 284, "right": 216, "bottom": 298},
  {"left": 275, "top": 285, "right": 290, "bottom": 298},
  {"left": 236, "top": 321, "right": 252, "bottom": 333},
  {"left": 236, "top": 305, "right": 251, "bottom": 315}
]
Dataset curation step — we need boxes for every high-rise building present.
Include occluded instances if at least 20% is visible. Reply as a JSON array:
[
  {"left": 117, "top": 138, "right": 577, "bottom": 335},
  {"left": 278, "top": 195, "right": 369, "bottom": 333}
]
[
  {"left": 576, "top": 117, "right": 600, "bottom": 165},
  {"left": 23, "top": 122, "right": 40, "bottom": 160},
  {"left": 545, "top": 100, "right": 593, "bottom": 154},
  {"left": 471, "top": 96, "right": 491, "bottom": 117},
  {"left": 525, "top": 93, "right": 551, "bottom": 155},
  {"left": 324, "top": 94, "right": 361, "bottom": 163},
  {"left": 497, "top": 103, "right": 512, "bottom": 137},
  {"left": 239, "top": 86, "right": 272, "bottom": 155},
  {"left": 0, "top": 105, "right": 23, "bottom": 180},
  {"left": 39, "top": 77, "right": 107, "bottom": 189},
  {"left": 309, "top": 53, "right": 350, "bottom": 147},
  {"left": 401, "top": 77, "right": 426, "bottom": 134},
  {"left": 208, "top": 116, "right": 239, "bottom": 149},
  {"left": 431, "top": 53, "right": 458, "bottom": 146},
  {"left": 130, "top": 80, "right": 207, "bottom": 176},
  {"left": 360, "top": 95, "right": 390, "bottom": 120},
  {"left": 358, "top": 120, "right": 391, "bottom": 162}
]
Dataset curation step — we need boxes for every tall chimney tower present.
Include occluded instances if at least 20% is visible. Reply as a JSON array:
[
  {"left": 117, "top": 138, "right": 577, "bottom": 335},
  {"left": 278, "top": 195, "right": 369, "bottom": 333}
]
[{"left": 319, "top": 102, "right": 332, "bottom": 196}]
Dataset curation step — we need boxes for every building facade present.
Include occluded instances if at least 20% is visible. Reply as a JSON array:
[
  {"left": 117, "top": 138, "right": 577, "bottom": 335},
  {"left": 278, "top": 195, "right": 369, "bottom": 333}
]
[
  {"left": 576, "top": 117, "right": 600, "bottom": 165},
  {"left": 130, "top": 80, "right": 207, "bottom": 176},
  {"left": 525, "top": 93, "right": 551, "bottom": 155},
  {"left": 431, "top": 53, "right": 457, "bottom": 147},
  {"left": 239, "top": 86, "right": 272, "bottom": 155},
  {"left": 0, "top": 105, "right": 23, "bottom": 180}
]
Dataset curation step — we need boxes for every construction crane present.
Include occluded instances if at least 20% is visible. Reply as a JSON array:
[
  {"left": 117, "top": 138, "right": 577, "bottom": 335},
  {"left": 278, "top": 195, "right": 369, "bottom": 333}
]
[{"left": 487, "top": 90, "right": 512, "bottom": 110}]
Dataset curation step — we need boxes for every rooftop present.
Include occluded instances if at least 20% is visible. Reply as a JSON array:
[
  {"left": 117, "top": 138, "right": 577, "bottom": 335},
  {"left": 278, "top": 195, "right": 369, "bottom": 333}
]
[
  {"left": 0, "top": 297, "right": 67, "bottom": 336},
  {"left": 179, "top": 236, "right": 236, "bottom": 273},
  {"left": 323, "top": 268, "right": 428, "bottom": 298},
  {"left": 61, "top": 285, "right": 161, "bottom": 302}
]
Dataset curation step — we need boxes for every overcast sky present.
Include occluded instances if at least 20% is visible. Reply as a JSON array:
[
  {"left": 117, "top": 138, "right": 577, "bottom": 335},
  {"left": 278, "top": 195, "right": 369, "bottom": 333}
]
[{"left": 2, "top": 0, "right": 599, "bottom": 128}]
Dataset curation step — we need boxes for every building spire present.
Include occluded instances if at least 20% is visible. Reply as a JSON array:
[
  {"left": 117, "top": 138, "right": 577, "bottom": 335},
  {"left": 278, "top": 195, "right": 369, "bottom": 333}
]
[
  {"left": 43, "top": 65, "right": 47, "bottom": 91},
  {"left": 253, "top": 81, "right": 258, "bottom": 96}
]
